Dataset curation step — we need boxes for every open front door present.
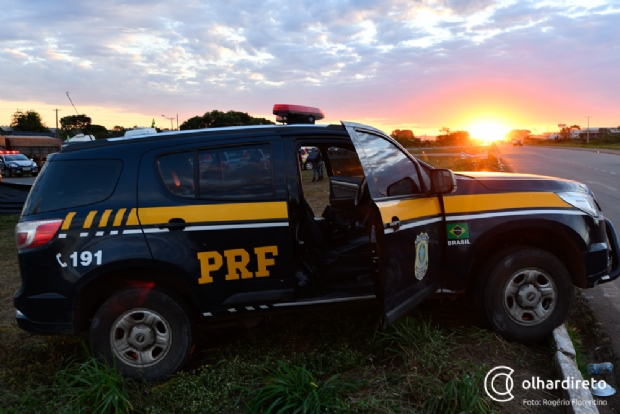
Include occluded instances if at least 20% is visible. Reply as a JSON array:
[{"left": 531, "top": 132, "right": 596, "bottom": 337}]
[{"left": 343, "top": 122, "right": 444, "bottom": 327}]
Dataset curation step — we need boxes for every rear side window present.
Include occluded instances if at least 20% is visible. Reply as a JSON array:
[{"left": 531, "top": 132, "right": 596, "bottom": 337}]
[
  {"left": 157, "top": 152, "right": 195, "bottom": 198},
  {"left": 23, "top": 159, "right": 123, "bottom": 215},
  {"left": 156, "top": 144, "right": 274, "bottom": 200}
]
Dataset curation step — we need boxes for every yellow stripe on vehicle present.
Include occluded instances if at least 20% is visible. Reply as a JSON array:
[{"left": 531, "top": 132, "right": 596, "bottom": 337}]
[
  {"left": 443, "top": 192, "right": 572, "bottom": 214},
  {"left": 376, "top": 198, "right": 441, "bottom": 224},
  {"left": 61, "top": 212, "right": 76, "bottom": 230},
  {"left": 83, "top": 211, "right": 97, "bottom": 229},
  {"left": 98, "top": 209, "right": 113, "bottom": 227},
  {"left": 126, "top": 208, "right": 139, "bottom": 226},
  {"left": 138, "top": 202, "right": 289, "bottom": 225},
  {"left": 113, "top": 208, "right": 127, "bottom": 226}
]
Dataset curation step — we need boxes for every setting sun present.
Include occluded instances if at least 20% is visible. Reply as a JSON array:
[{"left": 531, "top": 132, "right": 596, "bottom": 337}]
[{"left": 468, "top": 121, "right": 510, "bottom": 143}]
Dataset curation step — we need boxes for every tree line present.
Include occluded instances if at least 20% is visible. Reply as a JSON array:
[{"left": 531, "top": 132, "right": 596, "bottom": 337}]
[
  {"left": 8, "top": 110, "right": 128, "bottom": 139},
  {"left": 390, "top": 128, "right": 472, "bottom": 147},
  {"left": 7, "top": 109, "right": 274, "bottom": 140}
]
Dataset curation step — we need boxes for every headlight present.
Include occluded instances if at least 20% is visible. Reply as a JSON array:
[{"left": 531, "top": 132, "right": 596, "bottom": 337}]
[{"left": 558, "top": 192, "right": 600, "bottom": 217}]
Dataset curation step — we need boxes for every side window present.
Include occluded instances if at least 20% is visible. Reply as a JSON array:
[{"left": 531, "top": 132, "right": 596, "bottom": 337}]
[
  {"left": 355, "top": 131, "right": 422, "bottom": 197},
  {"left": 199, "top": 144, "right": 274, "bottom": 199},
  {"left": 158, "top": 151, "right": 195, "bottom": 198},
  {"left": 326, "top": 146, "right": 364, "bottom": 178}
]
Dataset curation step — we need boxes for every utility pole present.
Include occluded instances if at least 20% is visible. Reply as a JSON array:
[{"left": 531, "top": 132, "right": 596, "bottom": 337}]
[
  {"left": 162, "top": 114, "right": 174, "bottom": 130},
  {"left": 586, "top": 116, "right": 592, "bottom": 144},
  {"left": 176, "top": 114, "right": 179, "bottom": 130},
  {"left": 53, "top": 108, "right": 62, "bottom": 139}
]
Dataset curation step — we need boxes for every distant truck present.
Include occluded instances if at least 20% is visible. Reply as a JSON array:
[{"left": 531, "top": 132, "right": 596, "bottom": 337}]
[{"left": 0, "top": 135, "right": 62, "bottom": 168}]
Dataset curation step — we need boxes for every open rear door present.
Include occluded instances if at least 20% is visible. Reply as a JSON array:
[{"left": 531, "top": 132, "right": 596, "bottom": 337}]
[{"left": 343, "top": 122, "right": 444, "bottom": 327}]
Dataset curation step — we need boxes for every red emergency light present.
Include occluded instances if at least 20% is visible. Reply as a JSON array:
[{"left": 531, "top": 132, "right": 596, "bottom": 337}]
[
  {"left": 0, "top": 150, "right": 19, "bottom": 154},
  {"left": 273, "top": 104, "right": 325, "bottom": 125}
]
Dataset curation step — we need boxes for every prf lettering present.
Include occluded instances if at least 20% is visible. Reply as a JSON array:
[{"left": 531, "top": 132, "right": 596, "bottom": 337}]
[{"left": 197, "top": 245, "right": 278, "bottom": 284}]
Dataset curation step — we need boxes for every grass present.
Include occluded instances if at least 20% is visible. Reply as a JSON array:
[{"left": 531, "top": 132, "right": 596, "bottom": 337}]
[
  {"left": 422, "top": 370, "right": 492, "bottom": 414},
  {"left": 417, "top": 153, "right": 502, "bottom": 172},
  {"left": 55, "top": 351, "right": 134, "bottom": 414},
  {"left": 246, "top": 361, "right": 358, "bottom": 413},
  {"left": 525, "top": 138, "right": 620, "bottom": 150}
]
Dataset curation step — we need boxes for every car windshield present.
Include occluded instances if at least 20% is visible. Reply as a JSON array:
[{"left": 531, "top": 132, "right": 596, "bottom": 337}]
[{"left": 5, "top": 154, "right": 29, "bottom": 161}]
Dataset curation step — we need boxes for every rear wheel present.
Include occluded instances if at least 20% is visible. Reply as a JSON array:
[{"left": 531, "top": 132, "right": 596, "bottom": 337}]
[
  {"left": 475, "top": 247, "right": 572, "bottom": 343},
  {"left": 90, "top": 287, "right": 194, "bottom": 381}
]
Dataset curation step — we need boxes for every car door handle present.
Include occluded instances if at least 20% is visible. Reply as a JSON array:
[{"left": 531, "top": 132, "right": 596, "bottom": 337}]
[
  {"left": 387, "top": 216, "right": 401, "bottom": 231},
  {"left": 159, "top": 218, "right": 186, "bottom": 231}
]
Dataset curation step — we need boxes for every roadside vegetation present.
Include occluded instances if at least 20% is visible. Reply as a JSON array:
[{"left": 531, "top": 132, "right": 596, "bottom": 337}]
[
  {"left": 524, "top": 137, "right": 620, "bottom": 151},
  {"left": 409, "top": 145, "right": 502, "bottom": 172}
]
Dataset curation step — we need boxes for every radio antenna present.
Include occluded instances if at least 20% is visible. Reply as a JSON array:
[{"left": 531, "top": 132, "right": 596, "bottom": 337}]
[
  {"left": 65, "top": 92, "right": 91, "bottom": 138},
  {"left": 66, "top": 92, "right": 80, "bottom": 115}
]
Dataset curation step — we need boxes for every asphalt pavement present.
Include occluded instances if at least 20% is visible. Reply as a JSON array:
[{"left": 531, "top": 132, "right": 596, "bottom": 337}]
[
  {"left": 1, "top": 176, "right": 37, "bottom": 186},
  {"left": 498, "top": 144, "right": 620, "bottom": 359}
]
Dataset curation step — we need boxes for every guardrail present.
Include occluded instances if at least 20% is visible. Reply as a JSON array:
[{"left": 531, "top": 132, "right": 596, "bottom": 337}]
[{"left": 0, "top": 182, "right": 31, "bottom": 215}]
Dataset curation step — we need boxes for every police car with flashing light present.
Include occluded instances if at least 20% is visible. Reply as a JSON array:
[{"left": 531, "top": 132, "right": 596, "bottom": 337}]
[
  {"left": 0, "top": 150, "right": 39, "bottom": 177},
  {"left": 14, "top": 104, "right": 620, "bottom": 381}
]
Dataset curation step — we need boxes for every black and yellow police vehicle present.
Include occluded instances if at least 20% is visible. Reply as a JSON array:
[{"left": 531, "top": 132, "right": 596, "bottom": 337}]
[{"left": 14, "top": 104, "right": 620, "bottom": 381}]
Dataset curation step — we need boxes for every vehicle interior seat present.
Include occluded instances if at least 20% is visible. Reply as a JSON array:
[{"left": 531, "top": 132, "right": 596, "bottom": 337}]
[{"left": 297, "top": 196, "right": 374, "bottom": 285}]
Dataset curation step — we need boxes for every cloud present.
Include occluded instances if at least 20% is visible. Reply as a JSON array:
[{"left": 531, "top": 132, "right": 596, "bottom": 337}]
[{"left": 0, "top": 0, "right": 618, "bottom": 132}]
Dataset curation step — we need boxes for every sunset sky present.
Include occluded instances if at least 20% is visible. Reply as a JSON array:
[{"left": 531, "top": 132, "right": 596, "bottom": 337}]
[{"left": 0, "top": 0, "right": 618, "bottom": 141}]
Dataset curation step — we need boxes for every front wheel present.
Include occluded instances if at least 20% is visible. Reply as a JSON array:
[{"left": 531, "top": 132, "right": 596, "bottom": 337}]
[
  {"left": 475, "top": 248, "right": 573, "bottom": 343},
  {"left": 90, "top": 287, "right": 194, "bottom": 381}
]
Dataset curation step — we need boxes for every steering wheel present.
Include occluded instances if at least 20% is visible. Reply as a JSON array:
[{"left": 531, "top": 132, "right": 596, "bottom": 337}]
[{"left": 354, "top": 177, "right": 367, "bottom": 206}]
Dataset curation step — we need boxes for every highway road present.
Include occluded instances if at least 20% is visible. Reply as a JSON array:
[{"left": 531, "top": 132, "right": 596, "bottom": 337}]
[
  {"left": 498, "top": 144, "right": 620, "bottom": 356},
  {"left": 1, "top": 176, "right": 36, "bottom": 186}
]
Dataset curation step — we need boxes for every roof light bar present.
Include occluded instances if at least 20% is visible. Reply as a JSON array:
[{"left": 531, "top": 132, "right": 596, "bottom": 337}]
[
  {"left": 273, "top": 104, "right": 325, "bottom": 125},
  {"left": 0, "top": 150, "right": 20, "bottom": 154}
]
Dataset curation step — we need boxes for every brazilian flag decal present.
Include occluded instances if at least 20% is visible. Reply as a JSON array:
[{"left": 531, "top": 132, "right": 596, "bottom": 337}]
[{"left": 447, "top": 223, "right": 469, "bottom": 239}]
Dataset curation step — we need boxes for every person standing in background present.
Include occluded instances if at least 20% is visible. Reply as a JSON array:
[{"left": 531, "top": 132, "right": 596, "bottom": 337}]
[{"left": 312, "top": 149, "right": 324, "bottom": 182}]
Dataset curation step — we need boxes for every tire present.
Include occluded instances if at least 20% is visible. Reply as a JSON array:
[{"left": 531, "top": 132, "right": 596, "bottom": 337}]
[
  {"left": 89, "top": 287, "right": 194, "bottom": 381},
  {"left": 475, "top": 247, "right": 573, "bottom": 343}
]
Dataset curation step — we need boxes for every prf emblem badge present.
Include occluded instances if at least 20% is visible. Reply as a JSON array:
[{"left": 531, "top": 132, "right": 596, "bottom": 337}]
[{"left": 415, "top": 233, "right": 429, "bottom": 281}]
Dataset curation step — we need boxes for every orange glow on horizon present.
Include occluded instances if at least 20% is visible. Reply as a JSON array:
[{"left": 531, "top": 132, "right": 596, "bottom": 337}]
[{"left": 468, "top": 120, "right": 510, "bottom": 143}]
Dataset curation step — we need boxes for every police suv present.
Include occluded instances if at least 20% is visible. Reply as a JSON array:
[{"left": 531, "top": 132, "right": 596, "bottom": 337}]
[{"left": 14, "top": 105, "right": 620, "bottom": 381}]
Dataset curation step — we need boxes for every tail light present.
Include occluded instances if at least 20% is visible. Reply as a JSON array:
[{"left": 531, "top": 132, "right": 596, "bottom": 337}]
[{"left": 16, "top": 219, "right": 63, "bottom": 251}]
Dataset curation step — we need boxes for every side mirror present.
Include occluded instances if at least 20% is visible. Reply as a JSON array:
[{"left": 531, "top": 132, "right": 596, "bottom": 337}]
[{"left": 430, "top": 169, "right": 457, "bottom": 194}]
